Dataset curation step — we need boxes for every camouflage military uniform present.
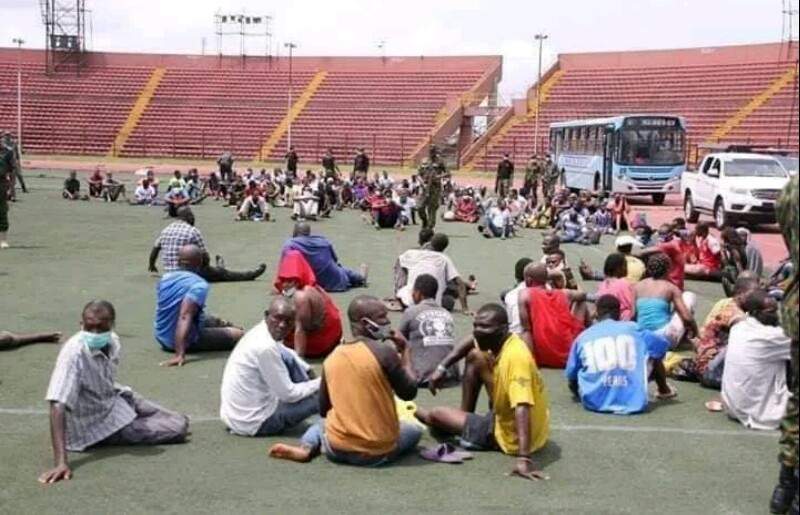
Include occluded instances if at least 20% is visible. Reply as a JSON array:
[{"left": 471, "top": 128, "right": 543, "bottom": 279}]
[
  {"left": 777, "top": 175, "right": 798, "bottom": 470},
  {"left": 0, "top": 138, "right": 18, "bottom": 234},
  {"left": 523, "top": 157, "right": 543, "bottom": 206},
  {"left": 417, "top": 148, "right": 447, "bottom": 229},
  {"left": 541, "top": 159, "right": 560, "bottom": 199}
]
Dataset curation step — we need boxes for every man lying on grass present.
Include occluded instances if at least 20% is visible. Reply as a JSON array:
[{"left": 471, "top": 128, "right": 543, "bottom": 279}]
[
  {"left": 39, "top": 300, "right": 188, "bottom": 484},
  {"left": 416, "top": 303, "right": 551, "bottom": 481}
]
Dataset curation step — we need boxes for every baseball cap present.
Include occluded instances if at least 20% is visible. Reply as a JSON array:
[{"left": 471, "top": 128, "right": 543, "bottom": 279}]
[{"left": 615, "top": 235, "right": 642, "bottom": 248}]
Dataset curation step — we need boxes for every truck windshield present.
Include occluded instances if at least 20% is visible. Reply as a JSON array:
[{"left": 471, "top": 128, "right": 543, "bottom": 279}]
[
  {"left": 726, "top": 159, "right": 787, "bottom": 178},
  {"left": 617, "top": 126, "right": 685, "bottom": 166}
]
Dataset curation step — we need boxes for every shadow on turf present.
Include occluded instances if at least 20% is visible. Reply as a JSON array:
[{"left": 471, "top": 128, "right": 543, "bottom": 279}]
[{"left": 69, "top": 445, "right": 166, "bottom": 472}]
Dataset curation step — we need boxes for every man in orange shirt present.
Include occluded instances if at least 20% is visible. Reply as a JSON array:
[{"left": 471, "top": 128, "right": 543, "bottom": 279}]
[{"left": 269, "top": 295, "right": 421, "bottom": 466}]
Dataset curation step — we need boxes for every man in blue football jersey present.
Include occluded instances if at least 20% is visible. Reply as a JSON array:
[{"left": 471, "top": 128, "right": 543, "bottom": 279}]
[{"left": 565, "top": 295, "right": 670, "bottom": 414}]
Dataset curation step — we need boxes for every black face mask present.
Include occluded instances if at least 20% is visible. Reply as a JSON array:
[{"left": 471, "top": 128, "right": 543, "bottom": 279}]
[
  {"left": 474, "top": 328, "right": 506, "bottom": 351},
  {"left": 754, "top": 310, "right": 780, "bottom": 327}
]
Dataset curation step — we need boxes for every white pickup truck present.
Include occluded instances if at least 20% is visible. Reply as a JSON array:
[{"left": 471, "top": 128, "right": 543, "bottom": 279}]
[{"left": 682, "top": 152, "right": 790, "bottom": 228}]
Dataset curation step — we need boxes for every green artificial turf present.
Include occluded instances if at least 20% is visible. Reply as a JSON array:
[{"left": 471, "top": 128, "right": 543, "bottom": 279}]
[{"left": 0, "top": 171, "right": 780, "bottom": 514}]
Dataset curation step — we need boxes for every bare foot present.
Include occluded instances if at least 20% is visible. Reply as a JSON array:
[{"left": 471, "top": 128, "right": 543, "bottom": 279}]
[
  {"left": 268, "top": 443, "right": 312, "bottom": 463},
  {"left": 359, "top": 263, "right": 369, "bottom": 286}
]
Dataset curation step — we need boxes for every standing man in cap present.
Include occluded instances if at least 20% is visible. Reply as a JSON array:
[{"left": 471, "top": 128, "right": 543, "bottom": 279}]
[
  {"left": 523, "top": 154, "right": 543, "bottom": 207},
  {"left": 417, "top": 145, "right": 449, "bottom": 229},
  {"left": 495, "top": 153, "right": 514, "bottom": 199}
]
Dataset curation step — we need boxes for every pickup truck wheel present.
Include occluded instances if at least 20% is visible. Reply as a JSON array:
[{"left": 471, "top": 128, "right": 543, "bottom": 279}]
[
  {"left": 714, "top": 198, "right": 730, "bottom": 229},
  {"left": 652, "top": 193, "right": 666, "bottom": 205},
  {"left": 684, "top": 193, "right": 699, "bottom": 222}
]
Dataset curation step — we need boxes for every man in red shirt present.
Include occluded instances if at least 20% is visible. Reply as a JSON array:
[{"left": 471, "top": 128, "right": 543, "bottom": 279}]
[{"left": 685, "top": 222, "right": 722, "bottom": 280}]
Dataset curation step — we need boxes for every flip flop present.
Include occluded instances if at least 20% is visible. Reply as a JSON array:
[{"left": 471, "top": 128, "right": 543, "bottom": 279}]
[
  {"left": 419, "top": 443, "right": 464, "bottom": 464},
  {"left": 656, "top": 384, "right": 678, "bottom": 401},
  {"left": 442, "top": 442, "right": 474, "bottom": 461},
  {"left": 705, "top": 400, "right": 723, "bottom": 412}
]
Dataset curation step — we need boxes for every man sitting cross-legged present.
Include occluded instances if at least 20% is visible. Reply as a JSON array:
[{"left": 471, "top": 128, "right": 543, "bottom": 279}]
[
  {"left": 416, "top": 303, "right": 551, "bottom": 481},
  {"left": 281, "top": 222, "right": 367, "bottom": 292},
  {"left": 154, "top": 244, "right": 245, "bottom": 367},
  {"left": 38, "top": 300, "right": 188, "bottom": 484},
  {"left": 269, "top": 295, "right": 421, "bottom": 466},
  {"left": 565, "top": 295, "right": 671, "bottom": 414},
  {"left": 274, "top": 249, "right": 343, "bottom": 358},
  {"left": 518, "top": 263, "right": 587, "bottom": 368},
  {"left": 220, "top": 297, "right": 320, "bottom": 437}
]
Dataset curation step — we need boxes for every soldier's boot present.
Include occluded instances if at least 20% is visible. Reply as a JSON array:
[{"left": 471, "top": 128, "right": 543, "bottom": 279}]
[{"left": 770, "top": 463, "right": 797, "bottom": 514}]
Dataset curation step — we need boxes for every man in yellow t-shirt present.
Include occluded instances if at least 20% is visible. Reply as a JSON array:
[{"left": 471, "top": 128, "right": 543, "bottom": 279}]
[{"left": 416, "top": 303, "right": 550, "bottom": 480}]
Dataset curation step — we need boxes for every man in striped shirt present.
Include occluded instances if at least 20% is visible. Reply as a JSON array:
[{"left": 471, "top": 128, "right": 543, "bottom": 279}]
[{"left": 38, "top": 300, "right": 189, "bottom": 484}]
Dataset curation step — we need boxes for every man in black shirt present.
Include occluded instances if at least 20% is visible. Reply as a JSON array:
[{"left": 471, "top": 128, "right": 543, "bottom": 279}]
[
  {"left": 495, "top": 153, "right": 514, "bottom": 198},
  {"left": 62, "top": 171, "right": 84, "bottom": 200},
  {"left": 321, "top": 149, "right": 339, "bottom": 180},
  {"left": 285, "top": 147, "right": 299, "bottom": 179},
  {"left": 353, "top": 148, "right": 370, "bottom": 180}
]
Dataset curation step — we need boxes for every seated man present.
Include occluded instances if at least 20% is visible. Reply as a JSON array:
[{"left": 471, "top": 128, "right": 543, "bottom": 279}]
[
  {"left": 580, "top": 235, "right": 645, "bottom": 284},
  {"left": 291, "top": 186, "right": 319, "bottom": 221},
  {"left": 87, "top": 168, "right": 104, "bottom": 198},
  {"left": 0, "top": 330, "right": 60, "bottom": 350},
  {"left": 369, "top": 190, "right": 403, "bottom": 230},
  {"left": 721, "top": 290, "right": 791, "bottom": 430},
  {"left": 398, "top": 274, "right": 458, "bottom": 386},
  {"left": 684, "top": 222, "right": 722, "bottom": 280},
  {"left": 237, "top": 180, "right": 271, "bottom": 222},
  {"left": 131, "top": 179, "right": 158, "bottom": 206},
  {"left": 281, "top": 222, "right": 367, "bottom": 292},
  {"left": 101, "top": 172, "right": 127, "bottom": 202},
  {"left": 453, "top": 190, "right": 479, "bottom": 223},
  {"left": 164, "top": 184, "right": 191, "bottom": 217},
  {"left": 62, "top": 171, "right": 84, "bottom": 200},
  {"left": 395, "top": 233, "right": 470, "bottom": 313},
  {"left": 481, "top": 199, "right": 512, "bottom": 239},
  {"left": 149, "top": 207, "right": 266, "bottom": 283},
  {"left": 220, "top": 297, "right": 320, "bottom": 437},
  {"left": 416, "top": 304, "right": 551, "bottom": 481},
  {"left": 503, "top": 257, "right": 534, "bottom": 335},
  {"left": 518, "top": 264, "right": 586, "bottom": 368},
  {"left": 556, "top": 209, "right": 585, "bottom": 243},
  {"left": 275, "top": 250, "right": 343, "bottom": 358},
  {"left": 38, "top": 300, "right": 188, "bottom": 484},
  {"left": 154, "top": 244, "right": 245, "bottom": 367},
  {"left": 565, "top": 295, "right": 671, "bottom": 414},
  {"left": 670, "top": 274, "right": 759, "bottom": 388},
  {"left": 269, "top": 295, "right": 421, "bottom": 466}
]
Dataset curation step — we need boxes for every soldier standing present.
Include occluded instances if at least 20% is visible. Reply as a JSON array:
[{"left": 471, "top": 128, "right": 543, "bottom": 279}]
[
  {"left": 523, "top": 154, "right": 543, "bottom": 207},
  {"left": 542, "top": 155, "right": 560, "bottom": 199},
  {"left": 321, "top": 148, "right": 340, "bottom": 180},
  {"left": 285, "top": 146, "right": 299, "bottom": 180},
  {"left": 495, "top": 153, "right": 514, "bottom": 198},
  {"left": 2, "top": 132, "right": 26, "bottom": 200},
  {"left": 417, "top": 145, "right": 448, "bottom": 229},
  {"left": 0, "top": 133, "right": 19, "bottom": 249},
  {"left": 353, "top": 147, "right": 370, "bottom": 181},
  {"left": 770, "top": 174, "right": 798, "bottom": 515}
]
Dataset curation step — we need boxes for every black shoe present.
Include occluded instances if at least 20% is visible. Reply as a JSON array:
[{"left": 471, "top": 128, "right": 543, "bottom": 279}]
[{"left": 770, "top": 464, "right": 797, "bottom": 514}]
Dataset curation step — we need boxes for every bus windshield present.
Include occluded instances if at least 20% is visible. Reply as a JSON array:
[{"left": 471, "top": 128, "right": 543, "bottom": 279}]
[{"left": 617, "top": 126, "right": 685, "bottom": 166}]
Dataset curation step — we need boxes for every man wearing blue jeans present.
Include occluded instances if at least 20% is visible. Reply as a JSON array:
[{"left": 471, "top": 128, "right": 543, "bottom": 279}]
[
  {"left": 269, "top": 295, "right": 421, "bottom": 466},
  {"left": 220, "top": 297, "right": 320, "bottom": 436}
]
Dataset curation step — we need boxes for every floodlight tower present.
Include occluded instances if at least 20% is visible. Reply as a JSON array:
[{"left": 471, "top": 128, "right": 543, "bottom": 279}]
[
  {"left": 533, "top": 33, "right": 549, "bottom": 155},
  {"left": 41, "top": 0, "right": 87, "bottom": 75},
  {"left": 284, "top": 41, "right": 297, "bottom": 151}
]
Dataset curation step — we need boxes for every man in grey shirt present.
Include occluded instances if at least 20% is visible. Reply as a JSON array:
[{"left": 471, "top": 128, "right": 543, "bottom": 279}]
[{"left": 398, "top": 274, "right": 459, "bottom": 386}]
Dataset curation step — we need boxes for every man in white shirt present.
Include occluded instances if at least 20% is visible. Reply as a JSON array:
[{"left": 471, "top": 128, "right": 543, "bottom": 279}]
[
  {"left": 132, "top": 179, "right": 158, "bottom": 206},
  {"left": 395, "top": 233, "right": 470, "bottom": 314},
  {"left": 722, "top": 290, "right": 791, "bottom": 430},
  {"left": 483, "top": 199, "right": 512, "bottom": 239},
  {"left": 503, "top": 257, "right": 534, "bottom": 334},
  {"left": 220, "top": 297, "right": 320, "bottom": 436}
]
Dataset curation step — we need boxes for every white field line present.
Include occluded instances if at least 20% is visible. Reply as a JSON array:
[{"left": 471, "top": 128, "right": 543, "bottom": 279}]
[{"left": 0, "top": 407, "right": 777, "bottom": 437}]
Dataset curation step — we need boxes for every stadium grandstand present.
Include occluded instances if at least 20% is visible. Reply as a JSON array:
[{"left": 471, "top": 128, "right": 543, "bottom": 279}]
[
  {"left": 0, "top": 49, "right": 501, "bottom": 166},
  {"left": 464, "top": 42, "right": 799, "bottom": 170}
]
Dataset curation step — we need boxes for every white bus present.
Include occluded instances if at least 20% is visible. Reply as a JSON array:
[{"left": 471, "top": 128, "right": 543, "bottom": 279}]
[{"left": 549, "top": 114, "right": 687, "bottom": 204}]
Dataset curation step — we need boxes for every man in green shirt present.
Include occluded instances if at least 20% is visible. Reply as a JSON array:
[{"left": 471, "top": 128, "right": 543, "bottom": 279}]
[{"left": 417, "top": 145, "right": 448, "bottom": 229}]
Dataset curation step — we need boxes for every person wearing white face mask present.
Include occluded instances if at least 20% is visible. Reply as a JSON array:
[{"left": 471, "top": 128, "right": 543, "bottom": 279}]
[
  {"left": 273, "top": 250, "right": 343, "bottom": 358},
  {"left": 38, "top": 300, "right": 189, "bottom": 485}
]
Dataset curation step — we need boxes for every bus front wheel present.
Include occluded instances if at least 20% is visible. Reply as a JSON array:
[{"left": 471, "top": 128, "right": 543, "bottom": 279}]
[{"left": 651, "top": 193, "right": 666, "bottom": 205}]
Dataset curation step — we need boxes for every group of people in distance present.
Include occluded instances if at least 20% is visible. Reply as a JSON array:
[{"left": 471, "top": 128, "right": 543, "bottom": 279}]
[{"left": 4, "top": 140, "right": 797, "bottom": 512}]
